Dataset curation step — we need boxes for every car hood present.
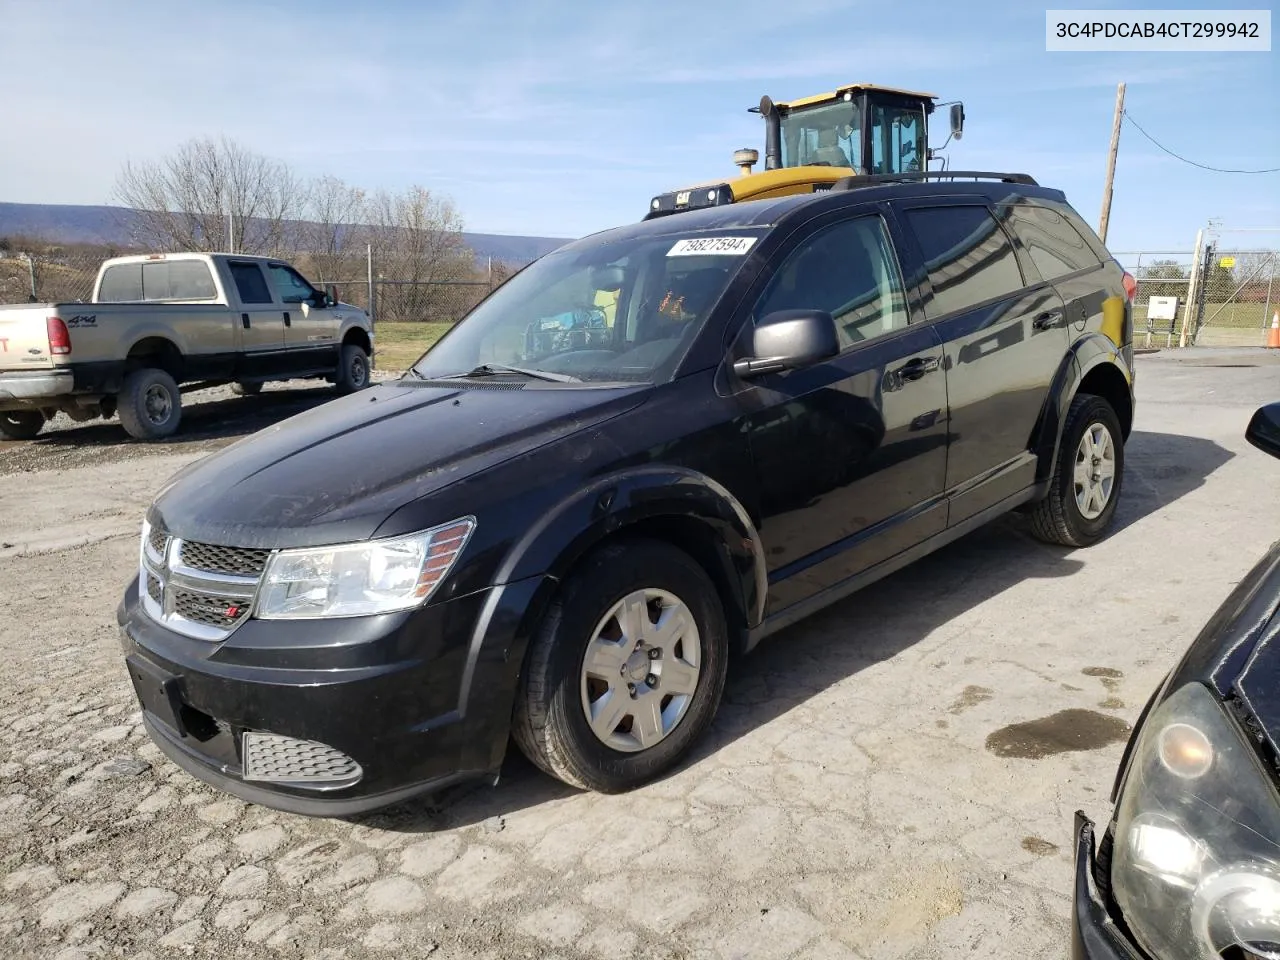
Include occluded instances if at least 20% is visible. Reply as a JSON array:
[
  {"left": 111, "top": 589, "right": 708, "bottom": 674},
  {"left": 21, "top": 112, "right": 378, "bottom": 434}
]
[{"left": 149, "top": 379, "right": 648, "bottom": 549}]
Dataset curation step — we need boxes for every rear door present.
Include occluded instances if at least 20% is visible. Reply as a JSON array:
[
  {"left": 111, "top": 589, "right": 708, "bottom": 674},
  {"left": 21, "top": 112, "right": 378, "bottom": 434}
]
[
  {"left": 733, "top": 207, "right": 950, "bottom": 613},
  {"left": 226, "top": 261, "right": 286, "bottom": 375},
  {"left": 894, "top": 200, "right": 1070, "bottom": 526}
]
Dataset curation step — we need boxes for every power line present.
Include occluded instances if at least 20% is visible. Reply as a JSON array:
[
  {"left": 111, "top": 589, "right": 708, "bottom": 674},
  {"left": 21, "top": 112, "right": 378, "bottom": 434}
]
[{"left": 1121, "top": 109, "right": 1280, "bottom": 174}]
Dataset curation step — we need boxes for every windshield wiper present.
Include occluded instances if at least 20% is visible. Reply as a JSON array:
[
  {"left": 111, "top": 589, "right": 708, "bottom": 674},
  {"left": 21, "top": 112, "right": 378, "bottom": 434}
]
[{"left": 440, "top": 363, "right": 581, "bottom": 383}]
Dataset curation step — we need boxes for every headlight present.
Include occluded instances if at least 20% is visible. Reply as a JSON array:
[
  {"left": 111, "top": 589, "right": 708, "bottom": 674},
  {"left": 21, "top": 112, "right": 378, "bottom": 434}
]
[
  {"left": 1111, "top": 681, "right": 1280, "bottom": 960},
  {"left": 254, "top": 518, "right": 475, "bottom": 620}
]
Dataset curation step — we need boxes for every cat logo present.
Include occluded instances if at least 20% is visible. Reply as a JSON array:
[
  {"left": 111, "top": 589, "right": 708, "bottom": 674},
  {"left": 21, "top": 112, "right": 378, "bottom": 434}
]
[{"left": 675, "top": 190, "right": 691, "bottom": 207}]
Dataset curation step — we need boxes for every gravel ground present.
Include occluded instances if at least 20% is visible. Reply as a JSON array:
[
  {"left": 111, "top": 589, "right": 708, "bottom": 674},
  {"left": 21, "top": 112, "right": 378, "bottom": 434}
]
[{"left": 1, "top": 350, "right": 1278, "bottom": 960}]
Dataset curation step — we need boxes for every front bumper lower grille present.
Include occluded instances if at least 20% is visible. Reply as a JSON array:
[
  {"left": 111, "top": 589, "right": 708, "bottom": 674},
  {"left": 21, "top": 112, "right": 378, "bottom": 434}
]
[
  {"left": 141, "top": 522, "right": 266, "bottom": 642},
  {"left": 241, "top": 732, "right": 363, "bottom": 788}
]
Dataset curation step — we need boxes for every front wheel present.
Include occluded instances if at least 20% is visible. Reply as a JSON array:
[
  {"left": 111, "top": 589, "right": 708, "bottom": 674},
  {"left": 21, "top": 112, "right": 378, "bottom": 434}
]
[
  {"left": 1029, "top": 393, "right": 1125, "bottom": 547},
  {"left": 334, "top": 344, "right": 370, "bottom": 394},
  {"left": 512, "top": 539, "right": 729, "bottom": 793},
  {"left": 0, "top": 411, "right": 46, "bottom": 441}
]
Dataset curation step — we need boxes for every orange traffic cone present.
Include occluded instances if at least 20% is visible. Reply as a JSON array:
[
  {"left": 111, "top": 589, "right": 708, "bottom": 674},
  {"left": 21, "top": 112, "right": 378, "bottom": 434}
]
[{"left": 1269, "top": 310, "right": 1280, "bottom": 349}]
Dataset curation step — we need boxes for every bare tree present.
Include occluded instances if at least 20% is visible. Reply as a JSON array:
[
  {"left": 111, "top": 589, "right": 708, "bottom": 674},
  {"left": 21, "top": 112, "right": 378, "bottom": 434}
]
[
  {"left": 298, "top": 175, "right": 369, "bottom": 284},
  {"left": 365, "top": 186, "right": 473, "bottom": 322},
  {"left": 113, "top": 136, "right": 305, "bottom": 255}
]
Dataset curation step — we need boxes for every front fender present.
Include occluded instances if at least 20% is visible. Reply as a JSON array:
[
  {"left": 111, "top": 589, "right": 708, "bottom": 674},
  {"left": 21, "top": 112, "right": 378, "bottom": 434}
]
[
  {"left": 496, "top": 465, "right": 767, "bottom": 631},
  {"left": 1032, "top": 333, "right": 1134, "bottom": 484}
]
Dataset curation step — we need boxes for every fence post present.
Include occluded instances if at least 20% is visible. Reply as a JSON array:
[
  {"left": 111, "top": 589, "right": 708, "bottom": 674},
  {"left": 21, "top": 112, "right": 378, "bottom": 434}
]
[
  {"left": 366, "top": 243, "right": 375, "bottom": 329},
  {"left": 25, "top": 254, "right": 37, "bottom": 302},
  {"left": 487, "top": 256, "right": 493, "bottom": 293},
  {"left": 1178, "top": 229, "right": 1205, "bottom": 348},
  {"left": 1262, "top": 254, "right": 1275, "bottom": 334}
]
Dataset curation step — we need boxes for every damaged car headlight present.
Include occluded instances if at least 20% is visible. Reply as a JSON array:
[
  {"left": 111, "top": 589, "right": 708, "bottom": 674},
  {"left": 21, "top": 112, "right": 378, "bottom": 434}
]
[
  {"left": 1111, "top": 681, "right": 1280, "bottom": 960},
  {"left": 255, "top": 518, "right": 475, "bottom": 620}
]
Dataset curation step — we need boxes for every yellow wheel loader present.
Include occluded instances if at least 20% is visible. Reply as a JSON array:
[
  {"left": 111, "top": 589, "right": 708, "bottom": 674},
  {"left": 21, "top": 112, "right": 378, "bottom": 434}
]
[{"left": 645, "top": 82, "right": 966, "bottom": 219}]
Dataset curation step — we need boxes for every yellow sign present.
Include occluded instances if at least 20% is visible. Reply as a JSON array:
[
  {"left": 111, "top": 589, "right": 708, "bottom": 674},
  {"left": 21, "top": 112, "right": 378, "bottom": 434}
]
[{"left": 1219, "top": 256, "right": 1236, "bottom": 268}]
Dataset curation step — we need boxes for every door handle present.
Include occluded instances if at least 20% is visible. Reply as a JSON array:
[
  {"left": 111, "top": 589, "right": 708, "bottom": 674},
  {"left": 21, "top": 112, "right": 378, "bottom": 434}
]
[
  {"left": 283, "top": 311, "right": 291, "bottom": 327},
  {"left": 1033, "top": 310, "right": 1063, "bottom": 330},
  {"left": 898, "top": 356, "right": 940, "bottom": 381},
  {"left": 241, "top": 313, "right": 250, "bottom": 329}
]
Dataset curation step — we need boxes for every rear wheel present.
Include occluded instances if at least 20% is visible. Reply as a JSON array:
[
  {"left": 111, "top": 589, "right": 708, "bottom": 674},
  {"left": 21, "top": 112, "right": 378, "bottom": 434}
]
[
  {"left": 1030, "top": 393, "right": 1124, "bottom": 547},
  {"left": 0, "top": 411, "right": 46, "bottom": 441},
  {"left": 512, "top": 539, "right": 729, "bottom": 793},
  {"left": 335, "top": 344, "right": 370, "bottom": 394},
  {"left": 118, "top": 368, "right": 182, "bottom": 441}
]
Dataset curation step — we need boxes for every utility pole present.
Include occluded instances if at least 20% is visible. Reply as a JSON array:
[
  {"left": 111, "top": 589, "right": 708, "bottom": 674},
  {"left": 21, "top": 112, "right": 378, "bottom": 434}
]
[{"left": 1098, "top": 82, "right": 1125, "bottom": 245}]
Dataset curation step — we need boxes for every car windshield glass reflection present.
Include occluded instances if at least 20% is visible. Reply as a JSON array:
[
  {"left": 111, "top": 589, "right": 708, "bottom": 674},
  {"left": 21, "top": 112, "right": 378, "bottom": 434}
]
[{"left": 410, "top": 230, "right": 765, "bottom": 385}]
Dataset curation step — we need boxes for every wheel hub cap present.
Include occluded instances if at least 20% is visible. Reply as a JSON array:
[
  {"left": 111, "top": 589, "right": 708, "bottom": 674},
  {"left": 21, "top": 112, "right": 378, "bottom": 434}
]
[
  {"left": 1074, "top": 422, "right": 1116, "bottom": 520},
  {"left": 580, "top": 588, "right": 701, "bottom": 753}
]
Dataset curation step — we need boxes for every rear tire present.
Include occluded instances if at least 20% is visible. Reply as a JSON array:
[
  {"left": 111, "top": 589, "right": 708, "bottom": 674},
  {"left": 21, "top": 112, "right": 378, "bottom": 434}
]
[
  {"left": 1029, "top": 393, "right": 1124, "bottom": 547},
  {"left": 512, "top": 538, "right": 729, "bottom": 793},
  {"left": 0, "top": 411, "right": 46, "bottom": 441},
  {"left": 118, "top": 368, "right": 182, "bottom": 441},
  {"left": 334, "top": 344, "right": 370, "bottom": 395},
  {"left": 231, "top": 381, "right": 262, "bottom": 397}
]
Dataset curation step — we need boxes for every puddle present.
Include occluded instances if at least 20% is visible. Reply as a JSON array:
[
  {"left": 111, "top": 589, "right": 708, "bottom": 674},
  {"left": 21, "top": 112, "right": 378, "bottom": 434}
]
[
  {"left": 1021, "top": 836, "right": 1059, "bottom": 857},
  {"left": 1082, "top": 667, "right": 1123, "bottom": 679},
  {"left": 1084, "top": 667, "right": 1125, "bottom": 709},
  {"left": 1099, "top": 696, "right": 1125, "bottom": 710},
  {"left": 948, "top": 685, "right": 994, "bottom": 715},
  {"left": 985, "top": 709, "right": 1131, "bottom": 759}
]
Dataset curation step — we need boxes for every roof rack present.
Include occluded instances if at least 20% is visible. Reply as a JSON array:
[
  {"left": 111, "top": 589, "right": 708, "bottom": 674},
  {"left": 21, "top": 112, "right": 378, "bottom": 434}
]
[{"left": 830, "top": 170, "right": 1039, "bottom": 191}]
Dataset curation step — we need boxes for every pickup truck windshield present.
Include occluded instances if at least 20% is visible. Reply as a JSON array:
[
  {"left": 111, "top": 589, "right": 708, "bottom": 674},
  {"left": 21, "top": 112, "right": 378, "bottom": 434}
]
[{"left": 411, "top": 229, "right": 767, "bottom": 385}]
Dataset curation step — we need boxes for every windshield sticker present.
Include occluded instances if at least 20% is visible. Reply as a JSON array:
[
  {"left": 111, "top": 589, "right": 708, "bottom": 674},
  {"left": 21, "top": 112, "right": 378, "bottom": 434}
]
[{"left": 667, "top": 236, "right": 757, "bottom": 257}]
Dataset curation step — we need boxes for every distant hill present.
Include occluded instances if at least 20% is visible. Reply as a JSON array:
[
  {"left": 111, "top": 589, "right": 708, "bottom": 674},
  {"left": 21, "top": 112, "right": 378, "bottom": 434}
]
[{"left": 0, "top": 201, "right": 573, "bottom": 267}]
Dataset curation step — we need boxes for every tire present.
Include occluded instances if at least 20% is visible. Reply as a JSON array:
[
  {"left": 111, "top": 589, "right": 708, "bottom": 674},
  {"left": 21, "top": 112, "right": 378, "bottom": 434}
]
[
  {"left": 334, "top": 344, "right": 370, "bottom": 394},
  {"left": 1029, "top": 393, "right": 1125, "bottom": 547},
  {"left": 231, "top": 381, "right": 262, "bottom": 397},
  {"left": 117, "top": 368, "right": 182, "bottom": 441},
  {"left": 0, "top": 411, "right": 45, "bottom": 441},
  {"left": 512, "top": 538, "right": 729, "bottom": 793}
]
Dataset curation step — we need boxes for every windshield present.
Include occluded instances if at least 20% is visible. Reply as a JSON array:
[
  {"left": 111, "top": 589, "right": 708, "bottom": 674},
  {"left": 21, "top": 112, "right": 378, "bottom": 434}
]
[
  {"left": 780, "top": 100, "right": 862, "bottom": 171},
  {"left": 410, "top": 228, "right": 768, "bottom": 385}
]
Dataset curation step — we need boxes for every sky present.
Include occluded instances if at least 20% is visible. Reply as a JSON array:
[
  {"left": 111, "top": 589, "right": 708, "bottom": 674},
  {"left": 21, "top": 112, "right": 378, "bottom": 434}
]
[{"left": 1, "top": 0, "right": 1276, "bottom": 255}]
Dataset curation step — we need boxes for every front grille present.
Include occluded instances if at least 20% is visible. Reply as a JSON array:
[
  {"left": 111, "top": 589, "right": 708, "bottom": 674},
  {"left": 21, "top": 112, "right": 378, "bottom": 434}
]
[
  {"left": 141, "top": 524, "right": 271, "bottom": 642},
  {"left": 178, "top": 541, "right": 270, "bottom": 578},
  {"left": 173, "top": 590, "right": 251, "bottom": 629},
  {"left": 241, "top": 732, "right": 362, "bottom": 787}
]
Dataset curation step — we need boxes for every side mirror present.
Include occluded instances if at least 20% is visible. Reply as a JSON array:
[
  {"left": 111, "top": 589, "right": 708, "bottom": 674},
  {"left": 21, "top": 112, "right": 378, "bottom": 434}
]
[
  {"left": 325, "top": 284, "right": 339, "bottom": 305},
  {"left": 733, "top": 309, "right": 839, "bottom": 378},
  {"left": 950, "top": 102, "right": 965, "bottom": 141},
  {"left": 1246, "top": 401, "right": 1280, "bottom": 459}
]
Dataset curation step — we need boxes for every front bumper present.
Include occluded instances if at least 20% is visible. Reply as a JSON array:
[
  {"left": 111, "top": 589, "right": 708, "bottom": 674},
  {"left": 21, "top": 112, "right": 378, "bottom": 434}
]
[
  {"left": 0, "top": 368, "right": 73, "bottom": 406},
  {"left": 116, "top": 572, "right": 549, "bottom": 817},
  {"left": 1073, "top": 811, "right": 1148, "bottom": 960}
]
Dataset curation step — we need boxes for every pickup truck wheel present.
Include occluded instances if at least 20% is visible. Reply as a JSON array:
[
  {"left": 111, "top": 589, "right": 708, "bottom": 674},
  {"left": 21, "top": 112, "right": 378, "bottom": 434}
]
[
  {"left": 0, "top": 411, "right": 45, "bottom": 441},
  {"left": 335, "top": 345, "right": 370, "bottom": 394},
  {"left": 231, "top": 382, "right": 262, "bottom": 396},
  {"left": 1030, "top": 393, "right": 1124, "bottom": 548},
  {"left": 512, "top": 539, "right": 729, "bottom": 793},
  {"left": 118, "top": 368, "right": 182, "bottom": 441}
]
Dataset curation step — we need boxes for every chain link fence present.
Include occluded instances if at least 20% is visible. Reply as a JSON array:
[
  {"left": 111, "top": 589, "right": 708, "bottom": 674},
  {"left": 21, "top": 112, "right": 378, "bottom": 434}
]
[{"left": 0, "top": 247, "right": 512, "bottom": 326}]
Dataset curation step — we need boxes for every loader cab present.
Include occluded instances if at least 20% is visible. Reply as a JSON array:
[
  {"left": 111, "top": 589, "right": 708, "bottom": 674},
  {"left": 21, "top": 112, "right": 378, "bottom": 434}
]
[{"left": 644, "top": 83, "right": 965, "bottom": 220}]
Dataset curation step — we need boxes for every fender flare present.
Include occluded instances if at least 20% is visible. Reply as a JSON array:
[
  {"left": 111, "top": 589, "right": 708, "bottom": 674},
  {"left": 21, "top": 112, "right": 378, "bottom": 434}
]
[{"left": 1031, "top": 333, "right": 1133, "bottom": 484}]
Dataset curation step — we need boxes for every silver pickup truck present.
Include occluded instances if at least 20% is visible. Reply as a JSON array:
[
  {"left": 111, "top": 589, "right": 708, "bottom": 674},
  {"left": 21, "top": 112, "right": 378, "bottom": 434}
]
[{"left": 0, "top": 252, "right": 374, "bottom": 441}]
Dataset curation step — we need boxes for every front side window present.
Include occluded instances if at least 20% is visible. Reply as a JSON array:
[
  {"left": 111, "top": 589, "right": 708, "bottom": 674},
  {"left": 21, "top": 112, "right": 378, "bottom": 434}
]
[
  {"left": 780, "top": 100, "right": 862, "bottom": 171},
  {"left": 411, "top": 229, "right": 767, "bottom": 384},
  {"left": 753, "top": 216, "right": 909, "bottom": 349},
  {"left": 904, "top": 205, "right": 1026, "bottom": 318},
  {"left": 870, "top": 105, "right": 926, "bottom": 175},
  {"left": 268, "top": 264, "right": 318, "bottom": 304}
]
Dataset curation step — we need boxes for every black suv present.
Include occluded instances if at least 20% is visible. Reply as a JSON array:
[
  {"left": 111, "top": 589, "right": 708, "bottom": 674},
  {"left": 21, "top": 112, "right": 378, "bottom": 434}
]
[{"left": 118, "top": 172, "right": 1138, "bottom": 816}]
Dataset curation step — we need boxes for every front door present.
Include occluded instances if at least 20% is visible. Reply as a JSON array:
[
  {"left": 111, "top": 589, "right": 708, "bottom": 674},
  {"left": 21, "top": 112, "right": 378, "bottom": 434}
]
[
  {"left": 732, "top": 210, "right": 950, "bottom": 614},
  {"left": 895, "top": 201, "right": 1070, "bottom": 525},
  {"left": 227, "top": 260, "right": 286, "bottom": 378},
  {"left": 267, "top": 262, "right": 339, "bottom": 372}
]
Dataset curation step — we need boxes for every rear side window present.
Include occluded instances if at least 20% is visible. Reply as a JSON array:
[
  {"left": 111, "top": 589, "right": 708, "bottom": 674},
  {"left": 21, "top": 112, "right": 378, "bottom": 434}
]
[
  {"left": 903, "top": 206, "right": 1025, "bottom": 318},
  {"left": 1004, "top": 203, "right": 1101, "bottom": 281},
  {"left": 98, "top": 264, "right": 143, "bottom": 301},
  {"left": 229, "top": 262, "right": 273, "bottom": 305}
]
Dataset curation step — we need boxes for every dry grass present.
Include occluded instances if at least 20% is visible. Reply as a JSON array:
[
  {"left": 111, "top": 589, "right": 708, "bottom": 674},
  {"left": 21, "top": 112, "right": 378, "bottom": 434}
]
[{"left": 371, "top": 321, "right": 455, "bottom": 373}]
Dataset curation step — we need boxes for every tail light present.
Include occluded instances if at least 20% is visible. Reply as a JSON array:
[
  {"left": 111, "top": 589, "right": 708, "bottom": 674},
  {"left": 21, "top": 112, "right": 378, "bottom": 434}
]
[
  {"left": 1121, "top": 270, "right": 1137, "bottom": 304},
  {"left": 46, "top": 316, "right": 71, "bottom": 356}
]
